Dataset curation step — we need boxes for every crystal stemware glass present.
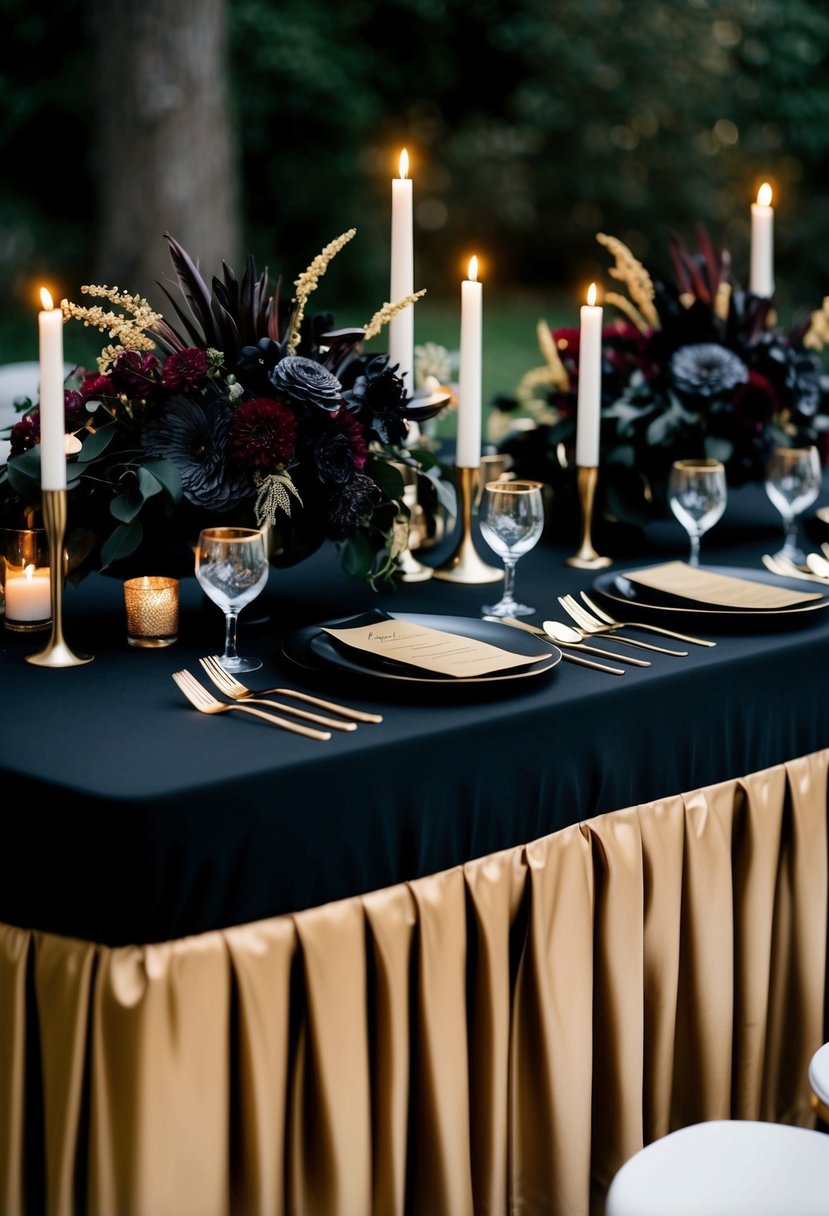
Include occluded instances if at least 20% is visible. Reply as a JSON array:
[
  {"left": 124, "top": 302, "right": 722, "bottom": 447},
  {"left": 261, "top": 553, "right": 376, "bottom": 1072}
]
[
  {"left": 667, "top": 458, "right": 727, "bottom": 568},
  {"left": 479, "top": 479, "right": 545, "bottom": 617},
  {"left": 194, "top": 526, "right": 269, "bottom": 672},
  {"left": 764, "top": 445, "right": 822, "bottom": 567}
]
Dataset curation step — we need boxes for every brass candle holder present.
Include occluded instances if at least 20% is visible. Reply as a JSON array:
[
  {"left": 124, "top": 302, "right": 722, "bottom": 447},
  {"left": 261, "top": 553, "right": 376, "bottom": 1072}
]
[
  {"left": 25, "top": 489, "right": 93, "bottom": 667},
  {"left": 565, "top": 465, "right": 612, "bottom": 570},
  {"left": 432, "top": 465, "right": 504, "bottom": 584}
]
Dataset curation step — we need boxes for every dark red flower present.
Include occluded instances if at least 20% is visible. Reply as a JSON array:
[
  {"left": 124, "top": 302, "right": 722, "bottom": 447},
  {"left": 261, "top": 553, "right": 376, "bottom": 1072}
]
[
  {"left": 731, "top": 370, "right": 778, "bottom": 432},
  {"left": 110, "top": 350, "right": 161, "bottom": 396},
  {"left": 334, "top": 406, "right": 368, "bottom": 469},
  {"left": 162, "top": 347, "right": 210, "bottom": 391},
  {"left": 227, "top": 396, "right": 297, "bottom": 470},
  {"left": 79, "top": 371, "right": 116, "bottom": 400},
  {"left": 8, "top": 413, "right": 38, "bottom": 457}
]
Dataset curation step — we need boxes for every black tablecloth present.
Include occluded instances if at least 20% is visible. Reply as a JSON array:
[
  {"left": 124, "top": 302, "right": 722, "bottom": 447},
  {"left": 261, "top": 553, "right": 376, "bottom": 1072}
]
[{"left": 2, "top": 479, "right": 829, "bottom": 946}]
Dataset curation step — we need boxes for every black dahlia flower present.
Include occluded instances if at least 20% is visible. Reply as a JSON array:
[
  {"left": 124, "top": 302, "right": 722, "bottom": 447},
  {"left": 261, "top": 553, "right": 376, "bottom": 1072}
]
[
  {"left": 235, "top": 337, "right": 286, "bottom": 396},
  {"left": 670, "top": 343, "right": 749, "bottom": 398},
  {"left": 325, "top": 472, "right": 379, "bottom": 537},
  {"left": 143, "top": 396, "right": 251, "bottom": 512},
  {"left": 228, "top": 397, "right": 297, "bottom": 470},
  {"left": 343, "top": 355, "right": 408, "bottom": 445},
  {"left": 269, "top": 356, "right": 343, "bottom": 412}
]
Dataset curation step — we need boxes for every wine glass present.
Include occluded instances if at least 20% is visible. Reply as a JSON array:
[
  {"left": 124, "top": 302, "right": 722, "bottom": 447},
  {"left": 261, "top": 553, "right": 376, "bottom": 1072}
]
[
  {"left": 479, "top": 479, "right": 545, "bottom": 617},
  {"left": 764, "top": 445, "right": 822, "bottom": 566},
  {"left": 667, "top": 458, "right": 727, "bottom": 568},
  {"left": 194, "top": 526, "right": 269, "bottom": 672}
]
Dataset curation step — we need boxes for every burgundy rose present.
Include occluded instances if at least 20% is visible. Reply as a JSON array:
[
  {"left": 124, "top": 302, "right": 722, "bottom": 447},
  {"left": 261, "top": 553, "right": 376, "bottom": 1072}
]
[
  {"left": 228, "top": 397, "right": 297, "bottom": 470},
  {"left": 162, "top": 347, "right": 210, "bottom": 392}
]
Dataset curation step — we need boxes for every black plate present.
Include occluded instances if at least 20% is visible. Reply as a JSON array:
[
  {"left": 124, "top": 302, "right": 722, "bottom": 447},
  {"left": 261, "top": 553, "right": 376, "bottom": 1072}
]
[
  {"left": 281, "top": 610, "right": 562, "bottom": 686},
  {"left": 592, "top": 563, "right": 829, "bottom": 628}
]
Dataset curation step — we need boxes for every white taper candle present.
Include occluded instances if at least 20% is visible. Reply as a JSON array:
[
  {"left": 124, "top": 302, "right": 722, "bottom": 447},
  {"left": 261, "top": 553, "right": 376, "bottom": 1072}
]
[
  {"left": 37, "top": 288, "right": 67, "bottom": 491},
  {"left": 750, "top": 181, "right": 774, "bottom": 298},
  {"left": 389, "top": 148, "right": 414, "bottom": 396},
  {"left": 456, "top": 256, "right": 483, "bottom": 468},
  {"left": 575, "top": 283, "right": 602, "bottom": 468}
]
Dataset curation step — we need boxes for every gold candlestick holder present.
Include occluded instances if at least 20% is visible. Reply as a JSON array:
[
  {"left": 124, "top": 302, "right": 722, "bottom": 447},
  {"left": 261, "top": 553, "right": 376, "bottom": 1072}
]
[
  {"left": 565, "top": 465, "right": 612, "bottom": 570},
  {"left": 26, "top": 489, "right": 93, "bottom": 667},
  {"left": 432, "top": 465, "right": 504, "bottom": 584}
]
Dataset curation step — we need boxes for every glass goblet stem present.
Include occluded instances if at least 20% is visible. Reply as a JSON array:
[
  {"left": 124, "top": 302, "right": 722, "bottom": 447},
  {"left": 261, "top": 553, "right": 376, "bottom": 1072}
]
[
  {"left": 688, "top": 531, "right": 701, "bottom": 568},
  {"left": 224, "top": 611, "right": 240, "bottom": 662},
  {"left": 501, "top": 557, "right": 518, "bottom": 606}
]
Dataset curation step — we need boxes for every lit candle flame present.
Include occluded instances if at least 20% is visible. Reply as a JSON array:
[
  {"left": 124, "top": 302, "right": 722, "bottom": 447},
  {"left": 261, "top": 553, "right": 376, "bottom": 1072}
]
[
  {"left": 757, "top": 182, "right": 773, "bottom": 207},
  {"left": 468, "top": 256, "right": 478, "bottom": 282},
  {"left": 40, "top": 287, "right": 54, "bottom": 311},
  {"left": 398, "top": 148, "right": 409, "bottom": 180},
  {"left": 24, "top": 564, "right": 34, "bottom": 582},
  {"left": 587, "top": 282, "right": 598, "bottom": 307}
]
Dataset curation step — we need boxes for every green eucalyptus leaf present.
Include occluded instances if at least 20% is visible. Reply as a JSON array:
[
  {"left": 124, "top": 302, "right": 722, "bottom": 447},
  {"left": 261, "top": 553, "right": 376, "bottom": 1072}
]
[
  {"left": 136, "top": 465, "right": 165, "bottom": 499},
  {"left": 100, "top": 521, "right": 143, "bottom": 569},
  {"left": 110, "top": 491, "right": 144, "bottom": 524},
  {"left": 368, "top": 457, "right": 405, "bottom": 499},
  {"left": 75, "top": 424, "right": 118, "bottom": 463},
  {"left": 142, "top": 458, "right": 183, "bottom": 504},
  {"left": 339, "top": 531, "right": 374, "bottom": 580}
]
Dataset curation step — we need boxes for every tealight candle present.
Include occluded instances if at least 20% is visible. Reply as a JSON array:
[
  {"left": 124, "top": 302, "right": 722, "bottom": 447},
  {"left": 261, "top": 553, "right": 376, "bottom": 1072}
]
[
  {"left": 4, "top": 564, "right": 51, "bottom": 627},
  {"left": 456, "top": 255, "right": 483, "bottom": 469},
  {"left": 576, "top": 283, "right": 603, "bottom": 468},
  {"left": 389, "top": 147, "right": 414, "bottom": 395},
  {"left": 750, "top": 182, "right": 774, "bottom": 299},
  {"left": 38, "top": 287, "right": 67, "bottom": 490}
]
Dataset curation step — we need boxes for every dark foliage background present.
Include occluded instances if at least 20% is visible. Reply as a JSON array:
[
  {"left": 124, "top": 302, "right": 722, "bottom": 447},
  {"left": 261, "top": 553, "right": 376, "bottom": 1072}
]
[{"left": 1, "top": 0, "right": 829, "bottom": 378}]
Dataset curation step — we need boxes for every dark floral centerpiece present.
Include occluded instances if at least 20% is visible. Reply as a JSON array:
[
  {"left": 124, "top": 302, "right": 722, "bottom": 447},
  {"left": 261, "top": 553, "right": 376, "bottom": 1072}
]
[
  {"left": 0, "top": 230, "right": 454, "bottom": 586},
  {"left": 488, "top": 229, "right": 829, "bottom": 538}
]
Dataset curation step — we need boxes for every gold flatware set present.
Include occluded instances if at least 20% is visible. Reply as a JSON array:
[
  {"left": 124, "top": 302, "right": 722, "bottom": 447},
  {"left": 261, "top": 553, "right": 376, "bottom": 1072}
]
[{"left": 172, "top": 659, "right": 384, "bottom": 739}]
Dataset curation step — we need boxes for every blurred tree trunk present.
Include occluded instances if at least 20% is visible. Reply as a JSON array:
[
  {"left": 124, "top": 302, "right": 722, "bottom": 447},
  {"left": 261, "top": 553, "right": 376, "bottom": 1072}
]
[{"left": 89, "top": 0, "right": 242, "bottom": 312}]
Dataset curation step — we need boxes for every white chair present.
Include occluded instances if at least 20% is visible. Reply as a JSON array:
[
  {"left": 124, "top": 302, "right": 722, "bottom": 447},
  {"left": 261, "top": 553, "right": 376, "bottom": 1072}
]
[{"left": 604, "top": 1041, "right": 829, "bottom": 1216}]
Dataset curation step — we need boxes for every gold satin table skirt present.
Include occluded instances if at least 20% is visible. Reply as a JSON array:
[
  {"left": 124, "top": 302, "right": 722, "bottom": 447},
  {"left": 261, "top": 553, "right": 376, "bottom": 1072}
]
[{"left": 1, "top": 750, "right": 826, "bottom": 1216}]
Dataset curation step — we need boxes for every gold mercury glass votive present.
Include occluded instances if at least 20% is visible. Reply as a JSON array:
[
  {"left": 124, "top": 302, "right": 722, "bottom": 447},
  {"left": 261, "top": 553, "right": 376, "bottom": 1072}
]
[{"left": 123, "top": 576, "right": 180, "bottom": 648}]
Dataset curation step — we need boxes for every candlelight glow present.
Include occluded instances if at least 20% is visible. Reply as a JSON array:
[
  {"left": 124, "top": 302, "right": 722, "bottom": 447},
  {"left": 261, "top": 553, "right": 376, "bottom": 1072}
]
[
  {"left": 24, "top": 564, "right": 34, "bottom": 582},
  {"left": 468, "top": 256, "right": 479, "bottom": 282},
  {"left": 587, "top": 282, "right": 598, "bottom": 307},
  {"left": 757, "top": 182, "right": 773, "bottom": 207},
  {"left": 40, "top": 287, "right": 54, "bottom": 311},
  {"left": 398, "top": 148, "right": 409, "bottom": 180}
]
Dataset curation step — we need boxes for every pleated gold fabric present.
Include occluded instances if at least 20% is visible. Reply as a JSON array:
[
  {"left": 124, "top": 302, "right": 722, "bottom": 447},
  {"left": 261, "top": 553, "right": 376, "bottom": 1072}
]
[{"left": 1, "top": 751, "right": 826, "bottom": 1216}]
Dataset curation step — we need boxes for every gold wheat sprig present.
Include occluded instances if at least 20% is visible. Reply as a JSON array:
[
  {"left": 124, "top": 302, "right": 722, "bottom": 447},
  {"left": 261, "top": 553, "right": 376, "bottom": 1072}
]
[
  {"left": 596, "top": 233, "right": 660, "bottom": 332},
  {"left": 287, "top": 229, "right": 357, "bottom": 354},
  {"left": 804, "top": 297, "right": 829, "bottom": 351},
  {"left": 535, "top": 319, "right": 570, "bottom": 390},
  {"left": 62, "top": 285, "right": 163, "bottom": 372},
  {"left": 363, "top": 290, "right": 427, "bottom": 342}
]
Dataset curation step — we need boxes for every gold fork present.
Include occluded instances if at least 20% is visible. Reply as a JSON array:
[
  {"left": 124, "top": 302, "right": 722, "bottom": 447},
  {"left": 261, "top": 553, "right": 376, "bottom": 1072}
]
[
  {"left": 198, "top": 655, "right": 383, "bottom": 724},
  {"left": 579, "top": 591, "right": 717, "bottom": 647},
  {"left": 172, "top": 670, "right": 331, "bottom": 740},
  {"left": 558, "top": 595, "right": 689, "bottom": 656},
  {"left": 198, "top": 657, "right": 356, "bottom": 732}
]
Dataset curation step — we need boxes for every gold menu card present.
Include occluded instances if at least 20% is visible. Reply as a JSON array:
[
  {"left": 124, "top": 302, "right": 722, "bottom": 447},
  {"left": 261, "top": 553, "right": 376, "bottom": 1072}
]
[
  {"left": 623, "top": 560, "right": 824, "bottom": 609},
  {"left": 322, "top": 619, "right": 543, "bottom": 677}
]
